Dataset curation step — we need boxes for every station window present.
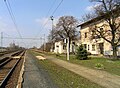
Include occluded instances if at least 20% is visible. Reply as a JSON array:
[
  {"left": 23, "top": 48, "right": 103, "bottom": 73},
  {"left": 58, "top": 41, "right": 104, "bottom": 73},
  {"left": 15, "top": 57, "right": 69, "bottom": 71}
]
[
  {"left": 85, "top": 32, "right": 87, "bottom": 38},
  {"left": 100, "top": 28, "right": 103, "bottom": 31},
  {"left": 72, "top": 42, "right": 75, "bottom": 45},
  {"left": 92, "top": 44, "right": 95, "bottom": 51},
  {"left": 56, "top": 45, "right": 59, "bottom": 48},
  {"left": 88, "top": 45, "right": 89, "bottom": 50},
  {"left": 63, "top": 44, "right": 66, "bottom": 50},
  {"left": 84, "top": 44, "right": 87, "bottom": 49},
  {"left": 92, "top": 30, "right": 95, "bottom": 39}
]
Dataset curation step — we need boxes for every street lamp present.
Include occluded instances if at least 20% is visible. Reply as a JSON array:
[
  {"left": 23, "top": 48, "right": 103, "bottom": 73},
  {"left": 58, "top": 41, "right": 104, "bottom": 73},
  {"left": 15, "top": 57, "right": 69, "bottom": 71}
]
[
  {"left": 50, "top": 16, "right": 54, "bottom": 21},
  {"left": 50, "top": 16, "right": 54, "bottom": 52}
]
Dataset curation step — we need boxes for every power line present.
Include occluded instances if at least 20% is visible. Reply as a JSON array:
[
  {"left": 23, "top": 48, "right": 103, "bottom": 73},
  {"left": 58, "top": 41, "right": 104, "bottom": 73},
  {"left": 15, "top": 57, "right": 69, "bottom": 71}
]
[
  {"left": 3, "top": 32, "right": 15, "bottom": 38},
  {"left": 45, "top": 0, "right": 57, "bottom": 17},
  {"left": 35, "top": 0, "right": 57, "bottom": 38},
  {"left": 3, "top": 37, "right": 44, "bottom": 40},
  {"left": 4, "top": 0, "right": 22, "bottom": 38},
  {"left": 4, "top": 0, "right": 26, "bottom": 47},
  {"left": 35, "top": 0, "right": 64, "bottom": 38},
  {"left": 51, "top": 0, "right": 63, "bottom": 16}
]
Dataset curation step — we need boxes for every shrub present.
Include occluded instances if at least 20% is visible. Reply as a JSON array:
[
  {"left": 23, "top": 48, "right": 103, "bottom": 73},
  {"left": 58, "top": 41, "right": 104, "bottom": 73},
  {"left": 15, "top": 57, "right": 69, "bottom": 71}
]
[
  {"left": 56, "top": 53, "right": 60, "bottom": 57},
  {"left": 95, "top": 63, "right": 104, "bottom": 69},
  {"left": 76, "top": 45, "right": 88, "bottom": 60},
  {"left": 87, "top": 52, "right": 91, "bottom": 55}
]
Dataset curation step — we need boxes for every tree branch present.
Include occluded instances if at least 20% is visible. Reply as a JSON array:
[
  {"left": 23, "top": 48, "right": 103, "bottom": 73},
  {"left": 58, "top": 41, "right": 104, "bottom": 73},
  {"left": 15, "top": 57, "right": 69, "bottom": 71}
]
[{"left": 96, "top": 29, "right": 111, "bottom": 43}]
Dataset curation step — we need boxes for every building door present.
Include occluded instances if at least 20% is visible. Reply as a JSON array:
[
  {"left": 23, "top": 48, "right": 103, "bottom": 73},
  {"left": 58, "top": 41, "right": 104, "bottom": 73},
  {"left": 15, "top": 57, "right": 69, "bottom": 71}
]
[{"left": 99, "top": 43, "right": 104, "bottom": 54}]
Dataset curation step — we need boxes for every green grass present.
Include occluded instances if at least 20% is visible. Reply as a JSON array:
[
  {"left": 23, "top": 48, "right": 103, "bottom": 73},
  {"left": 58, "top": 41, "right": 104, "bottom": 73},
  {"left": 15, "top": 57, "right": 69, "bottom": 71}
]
[
  {"left": 31, "top": 50, "right": 120, "bottom": 76},
  {"left": 30, "top": 50, "right": 103, "bottom": 88},
  {"left": 57, "top": 55, "right": 120, "bottom": 76},
  {"left": 31, "top": 51, "right": 44, "bottom": 56}
]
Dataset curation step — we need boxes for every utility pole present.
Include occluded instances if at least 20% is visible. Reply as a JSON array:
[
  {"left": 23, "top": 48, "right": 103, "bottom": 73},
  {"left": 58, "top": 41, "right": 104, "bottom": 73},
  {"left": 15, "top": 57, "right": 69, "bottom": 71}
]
[
  {"left": 50, "top": 16, "right": 54, "bottom": 52},
  {"left": 67, "top": 37, "right": 70, "bottom": 60},
  {"left": 1, "top": 32, "right": 3, "bottom": 51},
  {"left": 43, "top": 34, "right": 46, "bottom": 52},
  {"left": 40, "top": 37, "right": 43, "bottom": 51}
]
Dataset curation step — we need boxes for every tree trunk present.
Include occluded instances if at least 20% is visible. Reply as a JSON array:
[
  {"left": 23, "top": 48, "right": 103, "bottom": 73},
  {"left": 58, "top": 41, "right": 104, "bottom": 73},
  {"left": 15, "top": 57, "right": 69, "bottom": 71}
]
[
  {"left": 112, "top": 45, "right": 117, "bottom": 59},
  {"left": 69, "top": 38, "right": 71, "bottom": 53}
]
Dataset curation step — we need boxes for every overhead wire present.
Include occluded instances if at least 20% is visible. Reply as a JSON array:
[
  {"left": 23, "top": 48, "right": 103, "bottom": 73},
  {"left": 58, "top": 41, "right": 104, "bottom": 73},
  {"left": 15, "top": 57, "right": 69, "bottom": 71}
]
[
  {"left": 51, "top": 0, "right": 63, "bottom": 16},
  {"left": 35, "top": 0, "right": 64, "bottom": 38},
  {"left": 35, "top": 0, "right": 57, "bottom": 38},
  {"left": 3, "top": 32, "right": 12, "bottom": 37},
  {"left": 4, "top": 0, "right": 22, "bottom": 38},
  {"left": 2, "top": 32, "right": 15, "bottom": 46},
  {"left": 4, "top": 0, "right": 26, "bottom": 47},
  {"left": 45, "top": 0, "right": 57, "bottom": 17},
  {"left": 3, "top": 32, "right": 43, "bottom": 40},
  {"left": 2, "top": 32, "right": 43, "bottom": 40},
  {"left": 3, "top": 37, "right": 43, "bottom": 40},
  {"left": 4, "top": 0, "right": 63, "bottom": 47}
]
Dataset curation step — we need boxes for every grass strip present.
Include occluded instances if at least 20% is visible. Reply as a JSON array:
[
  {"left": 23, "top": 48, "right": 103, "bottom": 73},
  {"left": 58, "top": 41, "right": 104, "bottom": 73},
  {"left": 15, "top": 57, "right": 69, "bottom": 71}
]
[
  {"left": 31, "top": 50, "right": 103, "bottom": 88},
  {"left": 32, "top": 50, "right": 120, "bottom": 76}
]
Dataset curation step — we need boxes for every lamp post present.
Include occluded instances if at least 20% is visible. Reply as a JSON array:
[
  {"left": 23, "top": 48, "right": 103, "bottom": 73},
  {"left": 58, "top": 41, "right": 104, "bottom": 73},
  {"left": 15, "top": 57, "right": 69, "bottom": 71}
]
[{"left": 50, "top": 16, "right": 54, "bottom": 52}]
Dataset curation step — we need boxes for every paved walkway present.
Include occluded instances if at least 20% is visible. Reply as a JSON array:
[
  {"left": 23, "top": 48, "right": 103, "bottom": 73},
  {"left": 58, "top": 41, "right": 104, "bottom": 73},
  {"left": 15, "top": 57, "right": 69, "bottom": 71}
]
[
  {"left": 43, "top": 56, "right": 120, "bottom": 88},
  {"left": 22, "top": 52, "right": 58, "bottom": 88}
]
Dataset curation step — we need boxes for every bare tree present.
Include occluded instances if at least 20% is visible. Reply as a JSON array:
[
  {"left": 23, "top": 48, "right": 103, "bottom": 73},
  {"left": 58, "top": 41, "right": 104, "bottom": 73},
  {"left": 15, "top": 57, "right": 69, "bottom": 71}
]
[
  {"left": 48, "top": 16, "right": 79, "bottom": 54},
  {"left": 56, "top": 16, "right": 78, "bottom": 41},
  {"left": 81, "top": 13, "right": 97, "bottom": 22},
  {"left": 48, "top": 26, "right": 60, "bottom": 42},
  {"left": 48, "top": 16, "right": 79, "bottom": 43},
  {"left": 89, "top": 0, "right": 120, "bottom": 59}
]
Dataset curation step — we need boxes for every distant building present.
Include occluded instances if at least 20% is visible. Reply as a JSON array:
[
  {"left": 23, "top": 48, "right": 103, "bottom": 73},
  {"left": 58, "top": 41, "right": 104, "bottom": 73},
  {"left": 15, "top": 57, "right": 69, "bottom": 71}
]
[
  {"left": 54, "top": 40, "right": 80, "bottom": 54},
  {"left": 0, "top": 47, "right": 7, "bottom": 52},
  {"left": 54, "top": 41, "right": 66, "bottom": 54},
  {"left": 9, "top": 43, "right": 19, "bottom": 50}
]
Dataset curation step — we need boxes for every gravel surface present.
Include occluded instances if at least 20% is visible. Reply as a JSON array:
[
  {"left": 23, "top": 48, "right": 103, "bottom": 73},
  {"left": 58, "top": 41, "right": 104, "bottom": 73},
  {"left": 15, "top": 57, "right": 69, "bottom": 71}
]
[
  {"left": 0, "top": 59, "right": 17, "bottom": 83},
  {"left": 6, "top": 58, "right": 24, "bottom": 88},
  {"left": 22, "top": 51, "right": 58, "bottom": 88}
]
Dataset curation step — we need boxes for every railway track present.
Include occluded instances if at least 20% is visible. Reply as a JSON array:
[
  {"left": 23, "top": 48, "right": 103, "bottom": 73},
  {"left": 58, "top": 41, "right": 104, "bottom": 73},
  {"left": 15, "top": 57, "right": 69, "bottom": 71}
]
[
  {"left": 0, "top": 51, "right": 11, "bottom": 56},
  {"left": 0, "top": 50, "right": 25, "bottom": 88},
  {"left": 0, "top": 50, "right": 19, "bottom": 57}
]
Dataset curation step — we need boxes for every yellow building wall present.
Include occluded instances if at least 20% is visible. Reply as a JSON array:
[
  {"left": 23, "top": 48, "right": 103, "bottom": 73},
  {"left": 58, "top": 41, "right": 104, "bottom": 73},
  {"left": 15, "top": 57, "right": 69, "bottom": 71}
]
[{"left": 80, "top": 20, "right": 114, "bottom": 55}]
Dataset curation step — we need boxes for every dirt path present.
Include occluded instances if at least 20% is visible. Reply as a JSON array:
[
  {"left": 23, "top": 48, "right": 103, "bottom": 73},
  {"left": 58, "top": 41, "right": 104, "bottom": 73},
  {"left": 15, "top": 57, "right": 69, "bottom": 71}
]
[{"left": 42, "top": 56, "right": 120, "bottom": 88}]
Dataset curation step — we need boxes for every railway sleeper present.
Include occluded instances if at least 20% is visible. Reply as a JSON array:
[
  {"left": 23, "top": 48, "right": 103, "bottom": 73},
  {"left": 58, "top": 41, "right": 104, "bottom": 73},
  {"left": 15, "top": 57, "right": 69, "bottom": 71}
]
[
  {"left": 0, "top": 58, "right": 21, "bottom": 88},
  {"left": 0, "top": 58, "right": 12, "bottom": 69}
]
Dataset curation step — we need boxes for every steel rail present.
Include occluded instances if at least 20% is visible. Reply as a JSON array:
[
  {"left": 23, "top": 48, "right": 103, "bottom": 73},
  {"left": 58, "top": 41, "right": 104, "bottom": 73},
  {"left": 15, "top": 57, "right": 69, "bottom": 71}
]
[
  {"left": 0, "top": 58, "right": 20, "bottom": 87},
  {"left": 0, "top": 50, "right": 25, "bottom": 88},
  {"left": 0, "top": 58, "right": 12, "bottom": 68}
]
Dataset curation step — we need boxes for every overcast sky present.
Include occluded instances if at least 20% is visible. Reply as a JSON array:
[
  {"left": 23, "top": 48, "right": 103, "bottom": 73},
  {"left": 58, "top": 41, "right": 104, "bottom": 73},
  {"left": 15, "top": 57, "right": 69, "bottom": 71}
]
[{"left": 0, "top": 0, "right": 95, "bottom": 48}]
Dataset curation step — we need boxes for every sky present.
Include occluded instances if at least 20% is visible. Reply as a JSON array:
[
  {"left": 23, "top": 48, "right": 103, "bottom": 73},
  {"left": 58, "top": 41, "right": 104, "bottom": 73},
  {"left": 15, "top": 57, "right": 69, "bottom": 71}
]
[{"left": 0, "top": 0, "right": 95, "bottom": 48}]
